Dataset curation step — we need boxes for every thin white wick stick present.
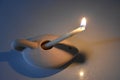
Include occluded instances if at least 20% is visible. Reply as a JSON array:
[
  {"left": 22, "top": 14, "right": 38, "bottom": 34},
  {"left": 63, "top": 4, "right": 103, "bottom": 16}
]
[{"left": 45, "top": 17, "right": 87, "bottom": 48}]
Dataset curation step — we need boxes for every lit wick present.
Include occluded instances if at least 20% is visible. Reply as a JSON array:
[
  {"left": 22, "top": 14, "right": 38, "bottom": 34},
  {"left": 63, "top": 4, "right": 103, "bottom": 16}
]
[{"left": 45, "top": 17, "right": 87, "bottom": 48}]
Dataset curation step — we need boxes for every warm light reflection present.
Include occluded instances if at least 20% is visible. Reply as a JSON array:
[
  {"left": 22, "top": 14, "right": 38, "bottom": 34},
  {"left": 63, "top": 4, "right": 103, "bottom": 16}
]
[
  {"left": 80, "top": 17, "right": 86, "bottom": 27},
  {"left": 79, "top": 71, "right": 84, "bottom": 77}
]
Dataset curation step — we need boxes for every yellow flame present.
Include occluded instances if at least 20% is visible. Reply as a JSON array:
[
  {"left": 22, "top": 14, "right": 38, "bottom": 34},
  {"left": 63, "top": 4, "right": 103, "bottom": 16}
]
[{"left": 80, "top": 17, "right": 86, "bottom": 26}]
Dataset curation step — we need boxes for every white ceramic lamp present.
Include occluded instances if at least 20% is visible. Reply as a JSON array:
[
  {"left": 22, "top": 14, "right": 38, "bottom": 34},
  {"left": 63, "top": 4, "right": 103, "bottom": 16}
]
[
  {"left": 12, "top": 17, "right": 87, "bottom": 68},
  {"left": 12, "top": 35, "right": 78, "bottom": 68}
]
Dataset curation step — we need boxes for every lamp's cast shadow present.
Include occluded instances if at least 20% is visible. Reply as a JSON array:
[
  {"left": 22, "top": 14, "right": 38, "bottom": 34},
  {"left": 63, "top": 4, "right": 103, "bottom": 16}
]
[{"left": 0, "top": 43, "right": 86, "bottom": 78}]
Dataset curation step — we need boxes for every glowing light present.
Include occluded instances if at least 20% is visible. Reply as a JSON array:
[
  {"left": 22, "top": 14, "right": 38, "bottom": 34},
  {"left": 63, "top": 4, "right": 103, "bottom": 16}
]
[
  {"left": 79, "top": 71, "right": 84, "bottom": 77},
  {"left": 45, "top": 17, "right": 87, "bottom": 48},
  {"left": 80, "top": 17, "right": 86, "bottom": 27}
]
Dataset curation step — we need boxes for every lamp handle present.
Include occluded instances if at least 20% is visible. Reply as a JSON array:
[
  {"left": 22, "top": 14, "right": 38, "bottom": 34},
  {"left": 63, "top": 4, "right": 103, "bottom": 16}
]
[{"left": 11, "top": 39, "right": 38, "bottom": 51}]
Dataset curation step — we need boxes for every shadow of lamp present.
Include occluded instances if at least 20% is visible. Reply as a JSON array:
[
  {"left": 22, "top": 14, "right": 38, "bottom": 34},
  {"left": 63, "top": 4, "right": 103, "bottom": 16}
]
[{"left": 11, "top": 17, "right": 87, "bottom": 69}]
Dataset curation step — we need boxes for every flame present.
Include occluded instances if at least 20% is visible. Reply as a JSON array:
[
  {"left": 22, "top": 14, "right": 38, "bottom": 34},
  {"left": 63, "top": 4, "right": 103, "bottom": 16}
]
[{"left": 80, "top": 17, "right": 86, "bottom": 27}]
